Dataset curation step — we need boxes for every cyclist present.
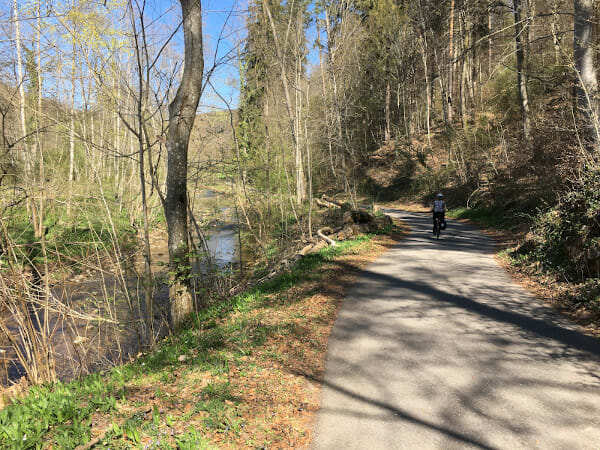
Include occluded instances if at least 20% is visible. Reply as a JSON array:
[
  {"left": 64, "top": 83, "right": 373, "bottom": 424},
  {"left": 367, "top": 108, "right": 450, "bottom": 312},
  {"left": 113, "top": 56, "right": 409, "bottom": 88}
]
[{"left": 432, "top": 193, "right": 447, "bottom": 234}]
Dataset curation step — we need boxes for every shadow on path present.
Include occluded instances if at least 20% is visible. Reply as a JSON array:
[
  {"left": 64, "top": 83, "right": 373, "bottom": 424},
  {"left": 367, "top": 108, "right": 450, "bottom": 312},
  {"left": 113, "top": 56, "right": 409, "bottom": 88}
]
[
  {"left": 315, "top": 376, "right": 497, "bottom": 449},
  {"left": 337, "top": 263, "right": 600, "bottom": 358}
]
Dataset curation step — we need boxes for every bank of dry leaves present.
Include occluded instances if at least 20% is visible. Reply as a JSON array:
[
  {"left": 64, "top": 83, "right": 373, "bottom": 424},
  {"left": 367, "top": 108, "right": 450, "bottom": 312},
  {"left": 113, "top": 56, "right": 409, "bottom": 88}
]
[{"left": 79, "top": 223, "right": 406, "bottom": 448}]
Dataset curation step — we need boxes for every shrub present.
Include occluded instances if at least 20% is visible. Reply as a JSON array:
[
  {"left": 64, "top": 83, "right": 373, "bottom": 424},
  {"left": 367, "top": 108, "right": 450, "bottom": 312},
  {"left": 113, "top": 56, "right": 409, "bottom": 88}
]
[{"left": 515, "top": 166, "right": 600, "bottom": 279}]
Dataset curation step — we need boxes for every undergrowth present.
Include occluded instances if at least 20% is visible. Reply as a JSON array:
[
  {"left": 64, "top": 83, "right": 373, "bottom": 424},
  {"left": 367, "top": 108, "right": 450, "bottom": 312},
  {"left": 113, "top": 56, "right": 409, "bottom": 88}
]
[
  {"left": 0, "top": 228, "right": 395, "bottom": 448},
  {"left": 502, "top": 166, "right": 600, "bottom": 321},
  {"left": 448, "top": 206, "right": 518, "bottom": 230},
  {"left": 512, "top": 166, "right": 600, "bottom": 279},
  {"left": 2, "top": 194, "right": 137, "bottom": 272}
]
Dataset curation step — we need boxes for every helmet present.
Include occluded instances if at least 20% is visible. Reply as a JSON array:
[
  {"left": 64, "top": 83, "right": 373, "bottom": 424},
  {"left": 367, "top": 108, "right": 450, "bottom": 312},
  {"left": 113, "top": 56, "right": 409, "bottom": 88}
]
[{"left": 437, "top": 193, "right": 443, "bottom": 198}]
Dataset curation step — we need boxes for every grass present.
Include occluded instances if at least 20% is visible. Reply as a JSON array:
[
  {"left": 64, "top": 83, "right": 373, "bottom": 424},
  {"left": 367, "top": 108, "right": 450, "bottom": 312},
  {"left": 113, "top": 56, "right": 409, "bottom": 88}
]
[
  {"left": 448, "top": 206, "right": 523, "bottom": 230},
  {"left": 1, "top": 193, "right": 137, "bottom": 275},
  {"left": 0, "top": 223, "right": 405, "bottom": 448}
]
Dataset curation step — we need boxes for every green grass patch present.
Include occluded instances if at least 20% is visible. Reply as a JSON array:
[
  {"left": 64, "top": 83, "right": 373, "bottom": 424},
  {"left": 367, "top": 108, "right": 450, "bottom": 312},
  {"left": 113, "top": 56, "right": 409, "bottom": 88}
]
[
  {"left": 0, "top": 230, "right": 389, "bottom": 448},
  {"left": 0, "top": 370, "right": 132, "bottom": 448},
  {"left": 448, "top": 206, "right": 522, "bottom": 230},
  {"left": 2, "top": 194, "right": 137, "bottom": 271}
]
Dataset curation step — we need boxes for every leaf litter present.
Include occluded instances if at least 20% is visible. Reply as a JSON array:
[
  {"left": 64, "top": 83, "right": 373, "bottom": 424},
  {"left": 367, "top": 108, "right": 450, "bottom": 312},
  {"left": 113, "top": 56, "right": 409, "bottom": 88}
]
[{"left": 70, "top": 223, "right": 406, "bottom": 448}]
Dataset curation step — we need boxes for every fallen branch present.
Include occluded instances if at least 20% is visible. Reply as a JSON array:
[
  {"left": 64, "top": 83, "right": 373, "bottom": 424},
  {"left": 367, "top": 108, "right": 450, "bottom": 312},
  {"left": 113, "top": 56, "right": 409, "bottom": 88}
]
[
  {"left": 317, "top": 227, "right": 337, "bottom": 247},
  {"left": 321, "top": 195, "right": 342, "bottom": 207},
  {"left": 315, "top": 198, "right": 339, "bottom": 209}
]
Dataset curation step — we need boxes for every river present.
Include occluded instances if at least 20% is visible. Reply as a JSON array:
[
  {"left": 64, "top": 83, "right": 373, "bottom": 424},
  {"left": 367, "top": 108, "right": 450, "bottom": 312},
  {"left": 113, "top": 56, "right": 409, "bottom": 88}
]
[{"left": 0, "top": 189, "right": 242, "bottom": 386}]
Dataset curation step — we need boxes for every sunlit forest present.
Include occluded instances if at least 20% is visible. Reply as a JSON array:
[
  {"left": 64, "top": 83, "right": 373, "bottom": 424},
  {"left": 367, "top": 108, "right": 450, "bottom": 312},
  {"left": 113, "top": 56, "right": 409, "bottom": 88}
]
[{"left": 0, "top": 0, "right": 598, "bottom": 394}]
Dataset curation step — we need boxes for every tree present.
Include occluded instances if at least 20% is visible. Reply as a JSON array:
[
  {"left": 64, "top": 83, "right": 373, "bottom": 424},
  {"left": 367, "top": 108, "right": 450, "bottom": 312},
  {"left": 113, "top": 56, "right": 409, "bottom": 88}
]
[
  {"left": 513, "top": 0, "right": 531, "bottom": 140},
  {"left": 166, "top": 0, "right": 204, "bottom": 329},
  {"left": 262, "top": 0, "right": 308, "bottom": 206},
  {"left": 573, "top": 0, "right": 599, "bottom": 147}
]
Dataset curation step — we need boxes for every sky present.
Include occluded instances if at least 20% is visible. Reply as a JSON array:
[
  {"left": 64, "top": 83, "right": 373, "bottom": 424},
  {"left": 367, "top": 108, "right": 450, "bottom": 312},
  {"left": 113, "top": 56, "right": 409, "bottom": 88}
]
[
  {"left": 199, "top": 0, "right": 248, "bottom": 111},
  {"left": 152, "top": 0, "right": 247, "bottom": 111},
  {"left": 2, "top": 0, "right": 318, "bottom": 113},
  {"left": 0, "top": 0, "right": 247, "bottom": 112},
  {"left": 185, "top": 0, "right": 319, "bottom": 112}
]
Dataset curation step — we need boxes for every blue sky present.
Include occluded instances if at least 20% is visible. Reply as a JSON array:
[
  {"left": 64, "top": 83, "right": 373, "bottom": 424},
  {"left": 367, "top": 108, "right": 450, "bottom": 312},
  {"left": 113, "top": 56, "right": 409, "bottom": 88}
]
[
  {"left": 157, "top": 0, "right": 247, "bottom": 111},
  {"left": 165, "top": 0, "right": 320, "bottom": 112},
  {"left": 200, "top": 0, "right": 247, "bottom": 111}
]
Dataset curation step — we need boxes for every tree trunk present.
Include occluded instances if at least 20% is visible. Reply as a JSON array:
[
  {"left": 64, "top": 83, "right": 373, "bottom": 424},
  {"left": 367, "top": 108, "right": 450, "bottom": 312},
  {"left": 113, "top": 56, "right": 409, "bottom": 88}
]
[
  {"left": 318, "top": 21, "right": 337, "bottom": 180},
  {"left": 304, "top": 92, "right": 313, "bottom": 240},
  {"left": 419, "top": 34, "right": 432, "bottom": 146},
  {"left": 295, "top": 52, "right": 306, "bottom": 205},
  {"left": 324, "top": 5, "right": 349, "bottom": 192},
  {"left": 448, "top": 0, "right": 455, "bottom": 123},
  {"left": 574, "top": 0, "right": 600, "bottom": 147},
  {"left": 262, "top": 0, "right": 306, "bottom": 205},
  {"left": 385, "top": 81, "right": 391, "bottom": 141},
  {"left": 13, "top": 0, "right": 28, "bottom": 167},
  {"left": 129, "top": 0, "right": 157, "bottom": 342},
  {"left": 551, "top": 1, "right": 561, "bottom": 64},
  {"left": 434, "top": 48, "right": 448, "bottom": 126},
  {"left": 67, "top": 38, "right": 77, "bottom": 216},
  {"left": 34, "top": 0, "right": 44, "bottom": 239},
  {"left": 488, "top": 0, "right": 493, "bottom": 76},
  {"left": 460, "top": 52, "right": 468, "bottom": 129},
  {"left": 513, "top": 0, "right": 531, "bottom": 140},
  {"left": 166, "top": 0, "right": 204, "bottom": 329},
  {"left": 459, "top": 14, "right": 468, "bottom": 129}
]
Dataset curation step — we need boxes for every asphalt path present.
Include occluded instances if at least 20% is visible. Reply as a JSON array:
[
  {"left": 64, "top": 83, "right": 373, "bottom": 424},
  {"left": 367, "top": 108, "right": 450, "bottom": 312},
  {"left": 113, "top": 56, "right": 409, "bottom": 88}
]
[{"left": 312, "top": 209, "right": 600, "bottom": 449}]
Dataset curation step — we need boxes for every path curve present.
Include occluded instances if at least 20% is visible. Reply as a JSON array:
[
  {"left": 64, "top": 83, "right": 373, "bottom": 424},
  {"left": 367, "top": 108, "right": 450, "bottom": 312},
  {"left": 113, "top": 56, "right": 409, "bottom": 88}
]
[{"left": 312, "top": 209, "right": 600, "bottom": 449}]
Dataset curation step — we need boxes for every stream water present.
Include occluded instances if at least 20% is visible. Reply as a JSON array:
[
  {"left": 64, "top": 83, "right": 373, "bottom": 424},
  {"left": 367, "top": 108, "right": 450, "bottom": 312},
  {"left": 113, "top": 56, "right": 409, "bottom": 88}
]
[{"left": 0, "top": 190, "right": 242, "bottom": 386}]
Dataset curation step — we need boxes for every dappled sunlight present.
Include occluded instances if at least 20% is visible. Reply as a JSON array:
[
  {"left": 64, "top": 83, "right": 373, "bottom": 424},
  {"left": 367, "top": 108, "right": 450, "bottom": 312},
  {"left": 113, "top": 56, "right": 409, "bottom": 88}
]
[{"left": 313, "top": 210, "right": 600, "bottom": 449}]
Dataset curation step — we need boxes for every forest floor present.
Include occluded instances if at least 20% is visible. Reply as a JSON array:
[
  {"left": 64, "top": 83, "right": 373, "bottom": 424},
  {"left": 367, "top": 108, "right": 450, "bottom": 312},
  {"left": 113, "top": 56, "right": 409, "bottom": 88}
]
[
  {"left": 84, "top": 225, "right": 407, "bottom": 449},
  {"left": 0, "top": 222, "right": 407, "bottom": 449}
]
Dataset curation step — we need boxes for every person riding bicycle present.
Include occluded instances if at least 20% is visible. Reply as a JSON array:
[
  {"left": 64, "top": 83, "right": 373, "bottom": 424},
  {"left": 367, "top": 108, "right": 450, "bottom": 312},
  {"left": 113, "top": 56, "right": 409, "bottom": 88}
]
[{"left": 432, "top": 193, "right": 447, "bottom": 233}]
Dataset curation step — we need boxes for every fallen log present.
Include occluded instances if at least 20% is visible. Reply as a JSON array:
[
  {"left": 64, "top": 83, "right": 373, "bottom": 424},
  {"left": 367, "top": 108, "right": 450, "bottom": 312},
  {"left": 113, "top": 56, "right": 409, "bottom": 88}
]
[
  {"left": 321, "top": 195, "right": 343, "bottom": 207},
  {"left": 317, "top": 227, "right": 337, "bottom": 247},
  {"left": 315, "top": 198, "right": 340, "bottom": 209}
]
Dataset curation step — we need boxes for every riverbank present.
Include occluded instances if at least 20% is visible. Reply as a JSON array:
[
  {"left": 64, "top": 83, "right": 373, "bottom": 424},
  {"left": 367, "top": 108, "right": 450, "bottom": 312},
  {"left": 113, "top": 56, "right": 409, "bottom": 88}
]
[{"left": 0, "top": 221, "right": 406, "bottom": 448}]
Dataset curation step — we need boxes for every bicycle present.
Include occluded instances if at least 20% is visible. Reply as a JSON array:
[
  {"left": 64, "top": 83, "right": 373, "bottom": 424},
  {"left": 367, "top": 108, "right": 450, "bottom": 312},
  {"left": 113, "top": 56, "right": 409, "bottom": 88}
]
[{"left": 433, "top": 215, "right": 442, "bottom": 240}]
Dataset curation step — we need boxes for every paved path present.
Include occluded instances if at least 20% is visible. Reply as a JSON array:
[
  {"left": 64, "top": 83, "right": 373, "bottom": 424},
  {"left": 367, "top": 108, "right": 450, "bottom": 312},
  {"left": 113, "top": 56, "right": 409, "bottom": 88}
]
[{"left": 312, "top": 210, "right": 600, "bottom": 449}]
